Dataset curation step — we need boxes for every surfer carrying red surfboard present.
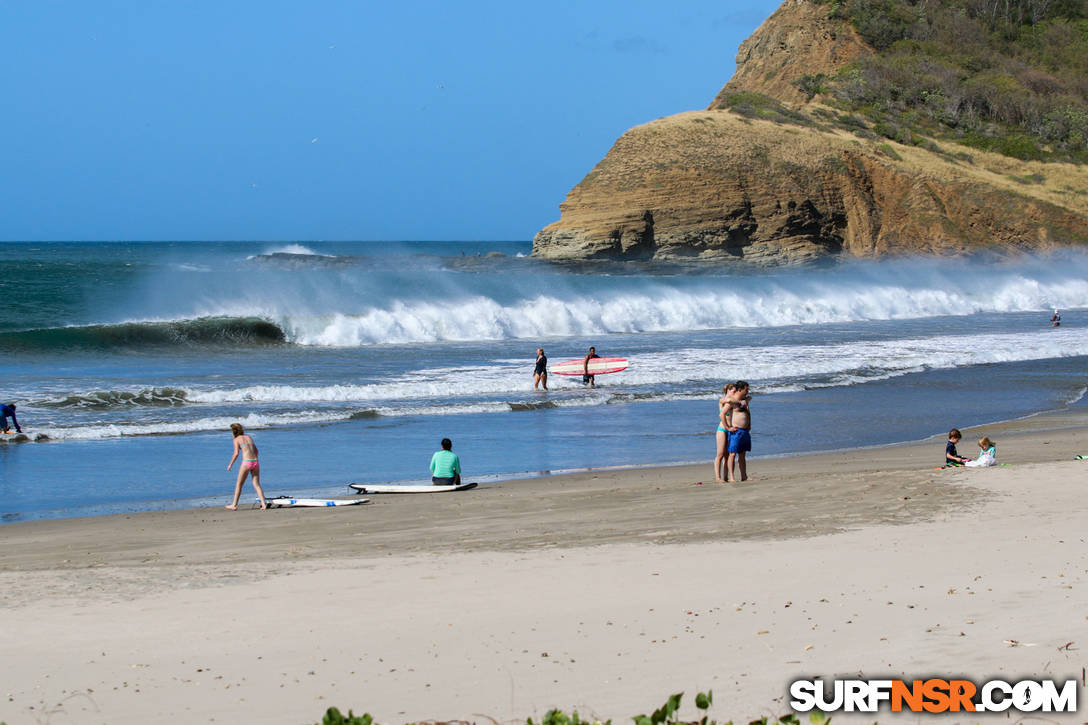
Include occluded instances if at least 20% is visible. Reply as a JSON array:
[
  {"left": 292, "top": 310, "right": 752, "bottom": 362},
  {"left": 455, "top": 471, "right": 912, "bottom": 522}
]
[{"left": 583, "top": 346, "right": 600, "bottom": 387}]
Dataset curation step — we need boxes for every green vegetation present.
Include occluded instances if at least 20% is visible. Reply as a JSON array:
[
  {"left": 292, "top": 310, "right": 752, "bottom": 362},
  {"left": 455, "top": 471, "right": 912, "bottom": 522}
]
[
  {"left": 723, "top": 92, "right": 817, "bottom": 127},
  {"left": 318, "top": 692, "right": 833, "bottom": 725},
  {"left": 321, "top": 708, "right": 372, "bottom": 725},
  {"left": 877, "top": 142, "right": 905, "bottom": 159},
  {"left": 797, "top": 73, "right": 831, "bottom": 100},
  {"left": 816, "top": 0, "right": 1088, "bottom": 162}
]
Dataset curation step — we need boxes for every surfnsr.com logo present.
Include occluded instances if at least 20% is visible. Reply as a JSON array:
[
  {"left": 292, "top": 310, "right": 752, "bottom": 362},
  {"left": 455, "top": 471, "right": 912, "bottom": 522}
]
[{"left": 789, "top": 678, "right": 1078, "bottom": 713}]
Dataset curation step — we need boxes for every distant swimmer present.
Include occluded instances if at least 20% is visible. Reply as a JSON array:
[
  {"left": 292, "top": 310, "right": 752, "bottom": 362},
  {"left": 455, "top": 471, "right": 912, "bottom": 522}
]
[
  {"left": 1051, "top": 309, "right": 1061, "bottom": 326},
  {"left": 1, "top": 403, "right": 21, "bottom": 434},
  {"left": 226, "top": 423, "right": 267, "bottom": 510},
  {"left": 430, "top": 437, "right": 462, "bottom": 486},
  {"left": 534, "top": 348, "right": 548, "bottom": 390},
  {"left": 583, "top": 346, "right": 600, "bottom": 387}
]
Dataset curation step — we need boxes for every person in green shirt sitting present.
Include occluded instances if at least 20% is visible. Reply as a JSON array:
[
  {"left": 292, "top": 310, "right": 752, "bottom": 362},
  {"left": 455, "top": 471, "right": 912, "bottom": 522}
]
[{"left": 429, "top": 437, "right": 462, "bottom": 486}]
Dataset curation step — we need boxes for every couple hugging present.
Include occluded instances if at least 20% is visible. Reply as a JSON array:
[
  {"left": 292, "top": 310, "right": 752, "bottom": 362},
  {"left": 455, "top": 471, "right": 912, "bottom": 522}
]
[{"left": 714, "top": 381, "right": 752, "bottom": 483}]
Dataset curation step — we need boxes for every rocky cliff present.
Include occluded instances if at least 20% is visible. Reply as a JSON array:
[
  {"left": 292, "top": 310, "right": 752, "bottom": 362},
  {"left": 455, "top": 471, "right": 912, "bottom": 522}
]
[
  {"left": 709, "top": 0, "right": 870, "bottom": 108},
  {"left": 532, "top": 0, "right": 1088, "bottom": 265}
]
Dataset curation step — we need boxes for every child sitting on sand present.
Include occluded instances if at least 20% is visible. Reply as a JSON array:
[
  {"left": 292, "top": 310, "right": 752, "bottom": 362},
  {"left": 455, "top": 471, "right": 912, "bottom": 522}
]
[
  {"left": 964, "top": 436, "right": 997, "bottom": 467},
  {"left": 944, "top": 429, "right": 970, "bottom": 467}
]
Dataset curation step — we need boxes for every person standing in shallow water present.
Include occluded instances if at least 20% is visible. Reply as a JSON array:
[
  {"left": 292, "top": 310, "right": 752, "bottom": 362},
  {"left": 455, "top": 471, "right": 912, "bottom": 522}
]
[
  {"left": 533, "top": 348, "right": 548, "bottom": 390},
  {"left": 583, "top": 346, "right": 600, "bottom": 387},
  {"left": 226, "top": 423, "right": 267, "bottom": 510}
]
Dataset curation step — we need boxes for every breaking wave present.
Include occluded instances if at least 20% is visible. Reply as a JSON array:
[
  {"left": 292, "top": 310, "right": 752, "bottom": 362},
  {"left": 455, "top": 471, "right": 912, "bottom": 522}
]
[
  {"left": 38, "top": 387, "right": 190, "bottom": 409},
  {"left": 8, "top": 254, "right": 1088, "bottom": 350},
  {"left": 0, "top": 317, "right": 286, "bottom": 351}
]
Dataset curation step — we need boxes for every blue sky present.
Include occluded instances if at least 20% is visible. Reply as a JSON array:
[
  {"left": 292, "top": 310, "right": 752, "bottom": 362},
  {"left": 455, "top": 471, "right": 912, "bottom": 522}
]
[{"left": 0, "top": 1, "right": 779, "bottom": 241}]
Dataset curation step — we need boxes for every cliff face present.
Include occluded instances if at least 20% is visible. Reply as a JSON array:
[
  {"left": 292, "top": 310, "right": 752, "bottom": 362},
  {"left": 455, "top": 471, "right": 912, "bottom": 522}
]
[
  {"left": 532, "top": 0, "right": 1088, "bottom": 264},
  {"left": 709, "top": 0, "right": 870, "bottom": 108}
]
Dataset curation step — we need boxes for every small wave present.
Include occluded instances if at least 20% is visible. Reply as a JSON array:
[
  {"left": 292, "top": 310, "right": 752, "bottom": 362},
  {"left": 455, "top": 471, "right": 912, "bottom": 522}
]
[
  {"left": 508, "top": 400, "right": 559, "bottom": 411},
  {"left": 0, "top": 317, "right": 287, "bottom": 351},
  {"left": 246, "top": 244, "right": 358, "bottom": 269},
  {"left": 38, "top": 387, "right": 190, "bottom": 409},
  {"left": 247, "top": 252, "right": 359, "bottom": 269},
  {"left": 36, "top": 410, "right": 348, "bottom": 441},
  {"left": 169, "top": 263, "right": 211, "bottom": 272},
  {"left": 262, "top": 244, "right": 330, "bottom": 257},
  {"left": 348, "top": 409, "right": 382, "bottom": 420}
]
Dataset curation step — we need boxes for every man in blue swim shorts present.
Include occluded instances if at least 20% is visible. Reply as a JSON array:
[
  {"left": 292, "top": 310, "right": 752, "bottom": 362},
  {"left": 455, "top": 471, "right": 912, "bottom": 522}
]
[{"left": 725, "top": 381, "right": 752, "bottom": 482}]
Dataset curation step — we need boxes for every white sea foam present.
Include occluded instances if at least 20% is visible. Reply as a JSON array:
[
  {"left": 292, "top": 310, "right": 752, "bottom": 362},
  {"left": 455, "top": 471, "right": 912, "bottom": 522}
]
[
  {"left": 35, "top": 411, "right": 347, "bottom": 441},
  {"left": 109, "top": 255, "right": 1088, "bottom": 346},
  {"left": 26, "top": 326, "right": 1087, "bottom": 441},
  {"left": 177, "top": 327, "right": 1088, "bottom": 404},
  {"left": 269, "top": 260, "right": 1088, "bottom": 345}
]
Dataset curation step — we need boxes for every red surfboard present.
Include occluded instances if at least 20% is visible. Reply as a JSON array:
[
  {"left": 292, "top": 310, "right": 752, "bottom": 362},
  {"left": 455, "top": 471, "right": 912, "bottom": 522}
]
[{"left": 550, "top": 356, "right": 629, "bottom": 376}]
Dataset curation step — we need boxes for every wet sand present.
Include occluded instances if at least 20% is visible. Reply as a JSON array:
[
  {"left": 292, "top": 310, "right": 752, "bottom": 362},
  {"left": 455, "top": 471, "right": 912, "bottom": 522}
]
[{"left": 1, "top": 413, "right": 1086, "bottom": 723}]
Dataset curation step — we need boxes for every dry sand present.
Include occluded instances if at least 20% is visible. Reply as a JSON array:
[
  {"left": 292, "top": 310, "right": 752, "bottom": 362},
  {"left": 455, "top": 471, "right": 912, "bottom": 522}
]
[{"left": 1, "top": 413, "right": 1086, "bottom": 724}]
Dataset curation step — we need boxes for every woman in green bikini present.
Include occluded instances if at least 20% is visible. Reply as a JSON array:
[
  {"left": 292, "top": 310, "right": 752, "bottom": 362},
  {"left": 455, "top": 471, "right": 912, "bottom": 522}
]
[{"left": 226, "top": 423, "right": 268, "bottom": 510}]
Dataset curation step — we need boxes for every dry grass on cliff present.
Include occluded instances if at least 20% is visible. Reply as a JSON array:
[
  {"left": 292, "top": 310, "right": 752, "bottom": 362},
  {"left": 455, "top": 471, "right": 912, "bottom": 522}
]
[
  {"left": 596, "top": 111, "right": 857, "bottom": 177},
  {"left": 596, "top": 109, "right": 1088, "bottom": 219},
  {"left": 890, "top": 140, "right": 1088, "bottom": 217}
]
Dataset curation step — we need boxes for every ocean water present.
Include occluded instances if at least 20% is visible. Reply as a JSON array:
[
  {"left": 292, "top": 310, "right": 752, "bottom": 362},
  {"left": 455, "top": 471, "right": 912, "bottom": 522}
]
[{"left": 1, "top": 241, "right": 1085, "bottom": 522}]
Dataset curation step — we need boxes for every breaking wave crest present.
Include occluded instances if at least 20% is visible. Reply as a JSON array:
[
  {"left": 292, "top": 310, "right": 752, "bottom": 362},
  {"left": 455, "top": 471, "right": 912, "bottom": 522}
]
[{"left": 0, "top": 317, "right": 286, "bottom": 351}]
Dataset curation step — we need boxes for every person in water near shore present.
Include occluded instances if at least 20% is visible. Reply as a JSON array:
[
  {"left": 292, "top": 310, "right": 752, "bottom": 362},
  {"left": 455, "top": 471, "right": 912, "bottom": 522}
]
[
  {"left": 1051, "top": 309, "right": 1061, "bottom": 326},
  {"left": 583, "top": 346, "right": 600, "bottom": 387},
  {"left": 725, "top": 381, "right": 752, "bottom": 482},
  {"left": 943, "top": 428, "right": 970, "bottom": 467},
  {"left": 714, "top": 383, "right": 737, "bottom": 482},
  {"left": 226, "top": 423, "right": 267, "bottom": 510},
  {"left": 430, "top": 437, "right": 462, "bottom": 486},
  {"left": 1, "top": 403, "right": 21, "bottom": 434},
  {"left": 533, "top": 348, "right": 548, "bottom": 390}
]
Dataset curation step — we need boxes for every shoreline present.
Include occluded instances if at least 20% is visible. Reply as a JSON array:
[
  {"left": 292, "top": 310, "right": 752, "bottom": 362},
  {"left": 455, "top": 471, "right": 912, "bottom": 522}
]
[
  {"left": 2, "top": 411, "right": 1086, "bottom": 723},
  {"left": 5, "top": 397, "right": 1087, "bottom": 525}
]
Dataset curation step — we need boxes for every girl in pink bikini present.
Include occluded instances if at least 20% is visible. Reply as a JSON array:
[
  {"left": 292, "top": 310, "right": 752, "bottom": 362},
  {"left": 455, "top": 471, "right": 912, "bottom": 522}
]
[{"left": 226, "top": 423, "right": 267, "bottom": 510}]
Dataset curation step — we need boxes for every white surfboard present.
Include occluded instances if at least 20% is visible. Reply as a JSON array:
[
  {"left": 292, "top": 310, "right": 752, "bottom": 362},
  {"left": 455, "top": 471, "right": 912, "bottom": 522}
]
[
  {"left": 348, "top": 482, "right": 478, "bottom": 494},
  {"left": 263, "top": 496, "right": 369, "bottom": 507}
]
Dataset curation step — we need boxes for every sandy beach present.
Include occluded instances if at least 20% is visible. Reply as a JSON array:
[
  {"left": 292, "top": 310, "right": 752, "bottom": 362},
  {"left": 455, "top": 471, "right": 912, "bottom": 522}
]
[{"left": 2, "top": 413, "right": 1086, "bottom": 724}]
